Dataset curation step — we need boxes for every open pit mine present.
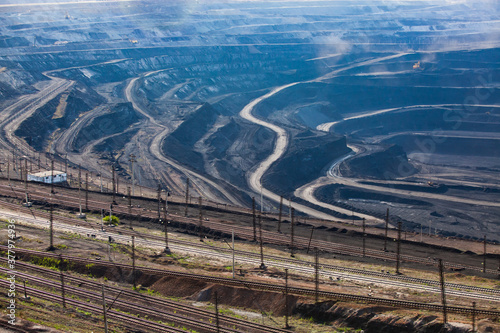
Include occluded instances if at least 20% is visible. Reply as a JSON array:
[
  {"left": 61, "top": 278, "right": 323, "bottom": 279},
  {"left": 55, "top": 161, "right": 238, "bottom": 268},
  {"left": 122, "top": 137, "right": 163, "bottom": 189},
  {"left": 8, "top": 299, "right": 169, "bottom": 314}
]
[{"left": 0, "top": 1, "right": 499, "bottom": 332}]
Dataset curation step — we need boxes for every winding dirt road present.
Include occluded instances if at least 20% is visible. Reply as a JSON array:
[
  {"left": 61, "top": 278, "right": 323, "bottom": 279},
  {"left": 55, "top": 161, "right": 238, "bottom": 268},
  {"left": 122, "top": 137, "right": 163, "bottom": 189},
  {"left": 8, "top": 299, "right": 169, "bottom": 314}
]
[
  {"left": 240, "top": 83, "right": 344, "bottom": 220},
  {"left": 314, "top": 110, "right": 500, "bottom": 209},
  {"left": 125, "top": 74, "right": 244, "bottom": 206},
  {"left": 240, "top": 54, "right": 410, "bottom": 222},
  {"left": 239, "top": 83, "right": 369, "bottom": 221}
]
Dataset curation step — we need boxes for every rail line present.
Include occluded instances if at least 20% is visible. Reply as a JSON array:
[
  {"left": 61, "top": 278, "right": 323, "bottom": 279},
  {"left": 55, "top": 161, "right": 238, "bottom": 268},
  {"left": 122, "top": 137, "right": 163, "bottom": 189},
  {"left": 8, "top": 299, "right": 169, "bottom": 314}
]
[
  {"left": 0, "top": 182, "right": 496, "bottom": 275},
  {"left": 4, "top": 200, "right": 499, "bottom": 302},
  {"left": 0, "top": 261, "right": 291, "bottom": 333},
  {"left": 0, "top": 270, "right": 254, "bottom": 333},
  {"left": 0, "top": 279, "right": 190, "bottom": 333},
  {"left": 2, "top": 246, "right": 498, "bottom": 317}
]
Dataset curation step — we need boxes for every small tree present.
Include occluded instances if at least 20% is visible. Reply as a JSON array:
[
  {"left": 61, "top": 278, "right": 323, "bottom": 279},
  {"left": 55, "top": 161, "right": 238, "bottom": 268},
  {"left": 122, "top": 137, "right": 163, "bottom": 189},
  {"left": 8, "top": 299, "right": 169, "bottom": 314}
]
[{"left": 103, "top": 215, "right": 119, "bottom": 226}]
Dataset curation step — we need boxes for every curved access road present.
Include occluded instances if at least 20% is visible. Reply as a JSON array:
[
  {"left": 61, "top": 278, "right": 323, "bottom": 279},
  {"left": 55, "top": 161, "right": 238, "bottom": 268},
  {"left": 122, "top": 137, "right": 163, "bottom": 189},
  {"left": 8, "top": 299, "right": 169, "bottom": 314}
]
[
  {"left": 240, "top": 83, "right": 374, "bottom": 221},
  {"left": 317, "top": 103, "right": 500, "bottom": 133},
  {"left": 240, "top": 54, "right": 410, "bottom": 222},
  {"left": 240, "top": 83, "right": 343, "bottom": 221},
  {"left": 326, "top": 163, "right": 500, "bottom": 208},
  {"left": 294, "top": 148, "right": 385, "bottom": 225},
  {"left": 125, "top": 74, "right": 244, "bottom": 207},
  {"left": 314, "top": 111, "right": 500, "bottom": 209}
]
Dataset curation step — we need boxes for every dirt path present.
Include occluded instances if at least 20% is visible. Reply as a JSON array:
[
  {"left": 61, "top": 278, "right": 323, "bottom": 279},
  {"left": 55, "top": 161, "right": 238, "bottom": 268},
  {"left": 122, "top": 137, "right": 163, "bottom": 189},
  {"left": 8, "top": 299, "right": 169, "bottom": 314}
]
[
  {"left": 125, "top": 73, "right": 244, "bottom": 207},
  {"left": 240, "top": 54, "right": 409, "bottom": 221}
]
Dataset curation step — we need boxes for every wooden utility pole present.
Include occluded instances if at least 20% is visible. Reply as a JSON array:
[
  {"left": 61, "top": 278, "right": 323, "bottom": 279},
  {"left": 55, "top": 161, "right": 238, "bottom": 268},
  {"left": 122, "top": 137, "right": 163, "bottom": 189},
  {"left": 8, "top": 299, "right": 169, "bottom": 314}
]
[
  {"left": 232, "top": 230, "right": 235, "bottom": 279},
  {"left": 23, "top": 159, "right": 28, "bottom": 205},
  {"left": 102, "top": 285, "right": 109, "bottom": 333},
  {"left": 315, "top": 247, "right": 319, "bottom": 303},
  {"left": 77, "top": 166, "right": 84, "bottom": 218},
  {"left": 50, "top": 203, "right": 54, "bottom": 248},
  {"left": 127, "top": 186, "right": 132, "bottom": 215},
  {"left": 396, "top": 221, "right": 402, "bottom": 274},
  {"left": 290, "top": 208, "right": 295, "bottom": 257},
  {"left": 259, "top": 213, "right": 266, "bottom": 270},
  {"left": 50, "top": 160, "right": 54, "bottom": 194},
  {"left": 129, "top": 154, "right": 136, "bottom": 196},
  {"left": 384, "top": 208, "right": 389, "bottom": 251},
  {"left": 472, "top": 301, "right": 476, "bottom": 332},
  {"left": 362, "top": 218, "right": 366, "bottom": 257},
  {"left": 23, "top": 280, "right": 28, "bottom": 300},
  {"left": 157, "top": 184, "right": 161, "bottom": 220},
  {"left": 214, "top": 291, "right": 220, "bottom": 333},
  {"left": 483, "top": 235, "right": 487, "bottom": 273},
  {"left": 85, "top": 173, "right": 89, "bottom": 210},
  {"left": 439, "top": 259, "right": 447, "bottom": 326},
  {"left": 60, "top": 271, "right": 65, "bottom": 309},
  {"left": 59, "top": 254, "right": 66, "bottom": 309},
  {"left": 199, "top": 196, "right": 204, "bottom": 241},
  {"left": 24, "top": 158, "right": 28, "bottom": 182},
  {"left": 111, "top": 165, "right": 116, "bottom": 204},
  {"left": 109, "top": 204, "right": 112, "bottom": 228},
  {"left": 306, "top": 226, "right": 315, "bottom": 254},
  {"left": 48, "top": 203, "right": 55, "bottom": 251},
  {"left": 278, "top": 196, "right": 283, "bottom": 233},
  {"left": 116, "top": 171, "right": 120, "bottom": 195},
  {"left": 163, "top": 198, "right": 170, "bottom": 254},
  {"left": 252, "top": 197, "right": 256, "bottom": 241},
  {"left": 284, "top": 268, "right": 290, "bottom": 329},
  {"left": 184, "top": 178, "right": 189, "bottom": 217},
  {"left": 132, "top": 235, "right": 136, "bottom": 288}
]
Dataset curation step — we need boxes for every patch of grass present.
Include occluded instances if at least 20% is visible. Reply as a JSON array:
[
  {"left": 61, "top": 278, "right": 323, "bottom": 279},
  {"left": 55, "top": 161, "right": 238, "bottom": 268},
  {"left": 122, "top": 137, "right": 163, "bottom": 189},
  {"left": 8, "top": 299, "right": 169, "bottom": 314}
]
[
  {"left": 59, "top": 232, "right": 83, "bottom": 240},
  {"left": 55, "top": 244, "right": 68, "bottom": 250},
  {"left": 138, "top": 287, "right": 160, "bottom": 297},
  {"left": 75, "top": 307, "right": 92, "bottom": 317},
  {"left": 30, "top": 256, "right": 60, "bottom": 270}
]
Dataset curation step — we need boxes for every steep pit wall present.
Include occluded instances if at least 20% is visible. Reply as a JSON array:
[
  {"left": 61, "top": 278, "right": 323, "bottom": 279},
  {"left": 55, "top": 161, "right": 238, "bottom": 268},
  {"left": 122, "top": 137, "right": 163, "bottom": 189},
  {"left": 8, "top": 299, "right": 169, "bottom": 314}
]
[
  {"left": 14, "top": 83, "right": 105, "bottom": 151},
  {"left": 205, "top": 118, "right": 275, "bottom": 190},
  {"left": 339, "top": 144, "right": 417, "bottom": 180},
  {"left": 263, "top": 131, "right": 350, "bottom": 194},
  {"left": 72, "top": 102, "right": 141, "bottom": 151},
  {"left": 162, "top": 103, "right": 220, "bottom": 172}
]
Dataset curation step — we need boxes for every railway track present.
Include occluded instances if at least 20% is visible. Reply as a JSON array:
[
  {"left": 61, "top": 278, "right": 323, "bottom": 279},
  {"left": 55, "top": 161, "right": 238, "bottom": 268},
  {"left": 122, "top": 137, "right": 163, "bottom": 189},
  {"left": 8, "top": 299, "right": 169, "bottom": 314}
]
[
  {"left": 0, "top": 279, "right": 190, "bottom": 333},
  {"left": 0, "top": 182, "right": 496, "bottom": 276},
  {"left": 2, "top": 195, "right": 500, "bottom": 303},
  {"left": 0, "top": 260, "right": 291, "bottom": 333},
  {"left": 10, "top": 206, "right": 500, "bottom": 302},
  {"left": 2, "top": 246, "right": 499, "bottom": 317}
]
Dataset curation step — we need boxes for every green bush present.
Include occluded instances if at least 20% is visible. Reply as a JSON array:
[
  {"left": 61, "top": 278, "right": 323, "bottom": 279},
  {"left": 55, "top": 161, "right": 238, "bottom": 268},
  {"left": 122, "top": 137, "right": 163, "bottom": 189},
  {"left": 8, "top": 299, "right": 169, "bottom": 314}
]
[{"left": 103, "top": 215, "right": 119, "bottom": 225}]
